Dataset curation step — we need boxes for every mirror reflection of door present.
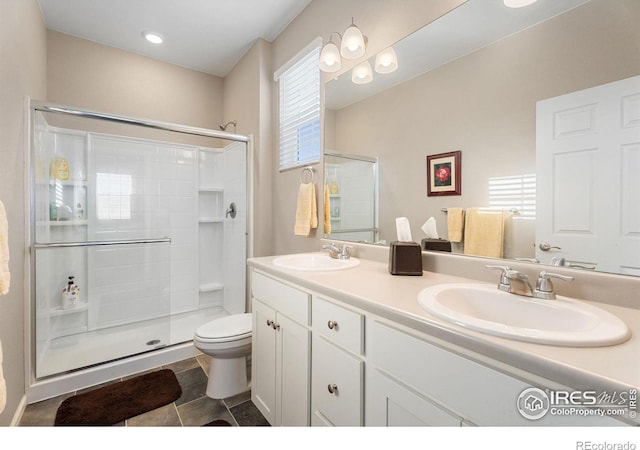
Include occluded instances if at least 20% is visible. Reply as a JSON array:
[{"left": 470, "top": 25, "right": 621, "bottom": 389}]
[
  {"left": 536, "top": 75, "right": 640, "bottom": 274},
  {"left": 324, "top": 152, "right": 379, "bottom": 243}
]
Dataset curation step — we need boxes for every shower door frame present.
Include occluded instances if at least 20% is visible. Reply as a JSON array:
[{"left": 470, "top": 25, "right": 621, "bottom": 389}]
[{"left": 25, "top": 99, "right": 254, "bottom": 401}]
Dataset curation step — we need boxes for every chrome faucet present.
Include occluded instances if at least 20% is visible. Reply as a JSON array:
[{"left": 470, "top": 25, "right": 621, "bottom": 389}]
[
  {"left": 322, "top": 243, "right": 353, "bottom": 260},
  {"left": 487, "top": 265, "right": 533, "bottom": 297},
  {"left": 487, "top": 265, "right": 574, "bottom": 299}
]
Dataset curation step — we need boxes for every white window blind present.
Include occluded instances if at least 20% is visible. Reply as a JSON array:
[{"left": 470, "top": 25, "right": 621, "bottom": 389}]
[
  {"left": 275, "top": 39, "right": 321, "bottom": 171},
  {"left": 488, "top": 174, "right": 536, "bottom": 218}
]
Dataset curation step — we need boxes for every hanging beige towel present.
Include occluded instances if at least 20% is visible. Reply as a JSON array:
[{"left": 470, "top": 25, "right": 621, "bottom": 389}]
[
  {"left": 294, "top": 182, "right": 318, "bottom": 236},
  {"left": 447, "top": 207, "right": 465, "bottom": 243},
  {"left": 0, "top": 340, "right": 5, "bottom": 413},
  {"left": 0, "top": 201, "right": 9, "bottom": 296},
  {"left": 463, "top": 208, "right": 505, "bottom": 258},
  {"left": 324, "top": 184, "right": 331, "bottom": 234}
]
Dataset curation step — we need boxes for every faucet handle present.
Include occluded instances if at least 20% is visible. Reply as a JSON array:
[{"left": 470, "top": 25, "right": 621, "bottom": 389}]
[
  {"left": 340, "top": 244, "right": 353, "bottom": 258},
  {"left": 535, "top": 271, "right": 574, "bottom": 298},
  {"left": 486, "top": 265, "right": 512, "bottom": 290}
]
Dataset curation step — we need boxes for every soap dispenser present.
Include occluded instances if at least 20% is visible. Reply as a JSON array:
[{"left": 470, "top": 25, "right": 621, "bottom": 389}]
[{"left": 62, "top": 276, "right": 80, "bottom": 309}]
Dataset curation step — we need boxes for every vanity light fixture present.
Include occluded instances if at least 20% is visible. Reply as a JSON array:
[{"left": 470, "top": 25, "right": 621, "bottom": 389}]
[
  {"left": 142, "top": 31, "right": 164, "bottom": 44},
  {"left": 320, "top": 18, "right": 368, "bottom": 73},
  {"left": 319, "top": 33, "right": 342, "bottom": 73},
  {"left": 374, "top": 46, "right": 398, "bottom": 74},
  {"left": 352, "top": 60, "right": 373, "bottom": 84},
  {"left": 340, "top": 18, "right": 367, "bottom": 59},
  {"left": 503, "top": 0, "right": 538, "bottom": 8}
]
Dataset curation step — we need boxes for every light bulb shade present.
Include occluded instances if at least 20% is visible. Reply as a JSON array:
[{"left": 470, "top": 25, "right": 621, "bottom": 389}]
[
  {"left": 375, "top": 47, "right": 398, "bottom": 74},
  {"left": 319, "top": 41, "right": 342, "bottom": 72},
  {"left": 352, "top": 61, "right": 373, "bottom": 84},
  {"left": 503, "top": 0, "right": 538, "bottom": 7},
  {"left": 341, "top": 24, "right": 366, "bottom": 59}
]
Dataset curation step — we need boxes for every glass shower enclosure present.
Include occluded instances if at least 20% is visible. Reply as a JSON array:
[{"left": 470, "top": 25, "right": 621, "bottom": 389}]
[{"left": 29, "top": 103, "right": 248, "bottom": 379}]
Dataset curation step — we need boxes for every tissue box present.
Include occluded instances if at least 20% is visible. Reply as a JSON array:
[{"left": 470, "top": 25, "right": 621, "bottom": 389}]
[
  {"left": 421, "top": 238, "right": 452, "bottom": 252},
  {"left": 388, "top": 241, "right": 423, "bottom": 276}
]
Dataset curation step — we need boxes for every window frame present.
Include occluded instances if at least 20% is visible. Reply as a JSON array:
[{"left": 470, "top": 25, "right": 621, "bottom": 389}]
[{"left": 274, "top": 37, "right": 322, "bottom": 172}]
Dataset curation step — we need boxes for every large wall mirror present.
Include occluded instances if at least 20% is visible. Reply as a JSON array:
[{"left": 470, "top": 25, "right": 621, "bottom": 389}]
[{"left": 323, "top": 0, "right": 640, "bottom": 277}]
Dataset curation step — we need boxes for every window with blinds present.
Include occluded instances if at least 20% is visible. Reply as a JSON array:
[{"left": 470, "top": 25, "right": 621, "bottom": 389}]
[
  {"left": 275, "top": 39, "right": 321, "bottom": 171},
  {"left": 488, "top": 174, "right": 536, "bottom": 218}
]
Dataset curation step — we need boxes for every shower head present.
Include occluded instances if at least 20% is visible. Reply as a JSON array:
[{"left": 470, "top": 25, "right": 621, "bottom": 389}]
[{"left": 219, "top": 120, "right": 237, "bottom": 131}]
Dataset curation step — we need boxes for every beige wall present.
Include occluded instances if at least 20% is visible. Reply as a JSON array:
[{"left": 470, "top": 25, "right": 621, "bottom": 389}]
[
  {"left": 0, "top": 0, "right": 47, "bottom": 426},
  {"left": 47, "top": 31, "right": 224, "bottom": 131},
  {"left": 331, "top": 0, "right": 640, "bottom": 244},
  {"left": 223, "top": 39, "right": 273, "bottom": 258},
  {"left": 270, "top": 0, "right": 465, "bottom": 255}
]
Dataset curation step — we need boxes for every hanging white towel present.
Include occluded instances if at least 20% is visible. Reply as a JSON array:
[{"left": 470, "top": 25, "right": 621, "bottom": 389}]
[
  {"left": 0, "top": 201, "right": 9, "bottom": 296},
  {"left": 294, "top": 182, "right": 317, "bottom": 236}
]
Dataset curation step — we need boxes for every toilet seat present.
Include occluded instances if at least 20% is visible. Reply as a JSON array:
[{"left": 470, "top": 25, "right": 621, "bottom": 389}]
[{"left": 194, "top": 313, "right": 252, "bottom": 343}]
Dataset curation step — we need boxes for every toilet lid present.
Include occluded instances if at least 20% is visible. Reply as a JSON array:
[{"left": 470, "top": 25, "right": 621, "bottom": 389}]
[{"left": 195, "top": 313, "right": 252, "bottom": 341}]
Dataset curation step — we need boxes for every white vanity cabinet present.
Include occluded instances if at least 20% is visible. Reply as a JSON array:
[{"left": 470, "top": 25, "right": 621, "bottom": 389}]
[
  {"left": 366, "top": 319, "right": 628, "bottom": 427},
  {"left": 249, "top": 264, "right": 630, "bottom": 427},
  {"left": 311, "top": 296, "right": 365, "bottom": 426},
  {"left": 251, "top": 271, "right": 311, "bottom": 426}
]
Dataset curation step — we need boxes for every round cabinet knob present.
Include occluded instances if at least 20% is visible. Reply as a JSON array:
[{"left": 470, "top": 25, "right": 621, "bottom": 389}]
[
  {"left": 266, "top": 319, "right": 273, "bottom": 327},
  {"left": 327, "top": 384, "right": 338, "bottom": 394},
  {"left": 327, "top": 320, "right": 338, "bottom": 330}
]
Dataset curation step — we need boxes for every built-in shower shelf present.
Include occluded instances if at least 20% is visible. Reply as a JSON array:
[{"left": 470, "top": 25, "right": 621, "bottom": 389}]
[
  {"left": 199, "top": 283, "right": 224, "bottom": 293},
  {"left": 199, "top": 187, "right": 224, "bottom": 192},
  {"left": 46, "top": 220, "right": 89, "bottom": 227},
  {"left": 199, "top": 218, "right": 224, "bottom": 223},
  {"left": 50, "top": 302, "right": 89, "bottom": 316},
  {"left": 49, "top": 180, "right": 87, "bottom": 187}
]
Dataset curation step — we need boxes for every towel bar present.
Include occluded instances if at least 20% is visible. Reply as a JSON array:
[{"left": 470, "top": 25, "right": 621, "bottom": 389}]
[
  {"left": 441, "top": 207, "right": 519, "bottom": 214},
  {"left": 33, "top": 237, "right": 171, "bottom": 249}
]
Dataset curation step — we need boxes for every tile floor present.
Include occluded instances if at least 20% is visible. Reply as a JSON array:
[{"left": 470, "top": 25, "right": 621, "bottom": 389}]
[{"left": 19, "top": 354, "right": 269, "bottom": 427}]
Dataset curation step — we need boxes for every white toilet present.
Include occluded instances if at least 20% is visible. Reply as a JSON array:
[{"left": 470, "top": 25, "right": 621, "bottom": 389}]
[{"left": 193, "top": 313, "right": 252, "bottom": 399}]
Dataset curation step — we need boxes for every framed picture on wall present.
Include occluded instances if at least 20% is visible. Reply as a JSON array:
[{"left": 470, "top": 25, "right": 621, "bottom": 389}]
[{"left": 426, "top": 151, "right": 461, "bottom": 196}]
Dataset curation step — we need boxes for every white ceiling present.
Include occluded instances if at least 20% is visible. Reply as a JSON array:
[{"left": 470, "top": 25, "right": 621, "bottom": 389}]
[{"left": 37, "top": 0, "right": 313, "bottom": 77}]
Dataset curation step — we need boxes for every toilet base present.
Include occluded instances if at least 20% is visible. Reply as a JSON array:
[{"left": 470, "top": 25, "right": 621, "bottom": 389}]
[{"left": 206, "top": 355, "right": 249, "bottom": 399}]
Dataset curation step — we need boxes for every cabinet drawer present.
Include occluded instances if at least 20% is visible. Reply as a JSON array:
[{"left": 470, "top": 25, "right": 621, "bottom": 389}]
[
  {"left": 312, "top": 336, "right": 363, "bottom": 426},
  {"left": 313, "top": 296, "right": 363, "bottom": 355},
  {"left": 251, "top": 271, "right": 310, "bottom": 325}
]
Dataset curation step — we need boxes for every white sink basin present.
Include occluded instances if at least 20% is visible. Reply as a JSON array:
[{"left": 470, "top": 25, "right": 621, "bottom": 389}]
[
  {"left": 417, "top": 283, "right": 630, "bottom": 347},
  {"left": 272, "top": 252, "right": 360, "bottom": 271}
]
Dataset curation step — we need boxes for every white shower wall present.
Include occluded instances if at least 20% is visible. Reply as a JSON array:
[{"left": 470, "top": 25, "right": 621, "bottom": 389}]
[{"left": 90, "top": 135, "right": 198, "bottom": 328}]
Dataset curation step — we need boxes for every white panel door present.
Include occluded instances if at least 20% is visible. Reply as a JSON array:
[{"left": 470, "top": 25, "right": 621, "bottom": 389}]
[{"left": 536, "top": 75, "right": 640, "bottom": 274}]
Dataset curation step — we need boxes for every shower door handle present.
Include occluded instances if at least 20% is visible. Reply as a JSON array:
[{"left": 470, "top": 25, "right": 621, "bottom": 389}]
[{"left": 225, "top": 202, "right": 237, "bottom": 219}]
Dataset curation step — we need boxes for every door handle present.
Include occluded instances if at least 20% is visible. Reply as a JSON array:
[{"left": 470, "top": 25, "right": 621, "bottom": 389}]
[{"left": 539, "top": 242, "right": 561, "bottom": 252}]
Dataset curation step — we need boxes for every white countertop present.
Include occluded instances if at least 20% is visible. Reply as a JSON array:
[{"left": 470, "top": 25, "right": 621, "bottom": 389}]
[{"left": 248, "top": 253, "right": 640, "bottom": 397}]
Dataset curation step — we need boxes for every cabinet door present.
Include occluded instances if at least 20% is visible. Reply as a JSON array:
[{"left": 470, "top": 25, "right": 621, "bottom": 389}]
[
  {"left": 251, "top": 299, "right": 277, "bottom": 425},
  {"left": 312, "top": 336, "right": 363, "bottom": 426},
  {"left": 277, "top": 313, "right": 311, "bottom": 426},
  {"left": 367, "top": 370, "right": 461, "bottom": 427}
]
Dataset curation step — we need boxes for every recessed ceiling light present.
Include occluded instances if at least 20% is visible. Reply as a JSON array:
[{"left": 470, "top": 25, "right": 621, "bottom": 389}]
[
  {"left": 504, "top": 0, "right": 538, "bottom": 7},
  {"left": 142, "top": 31, "right": 163, "bottom": 44}
]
